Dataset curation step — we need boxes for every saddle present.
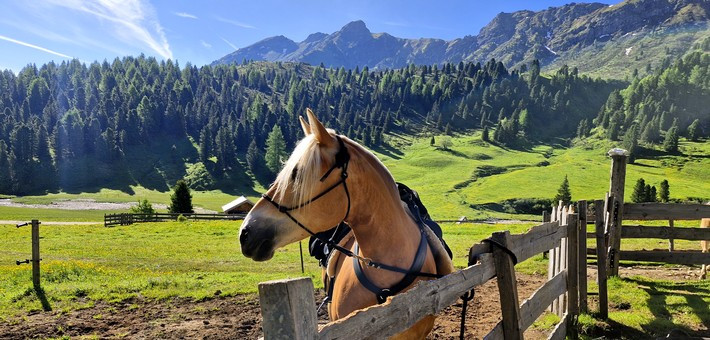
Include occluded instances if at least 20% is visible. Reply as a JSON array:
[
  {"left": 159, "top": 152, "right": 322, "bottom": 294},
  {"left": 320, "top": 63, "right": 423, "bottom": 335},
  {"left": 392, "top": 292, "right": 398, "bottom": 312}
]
[{"left": 308, "top": 182, "right": 453, "bottom": 268}]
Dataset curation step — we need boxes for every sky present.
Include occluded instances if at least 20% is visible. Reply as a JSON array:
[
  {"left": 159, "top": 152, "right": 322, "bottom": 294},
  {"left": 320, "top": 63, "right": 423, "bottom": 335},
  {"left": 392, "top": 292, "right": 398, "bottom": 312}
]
[{"left": 0, "top": 0, "right": 608, "bottom": 72}]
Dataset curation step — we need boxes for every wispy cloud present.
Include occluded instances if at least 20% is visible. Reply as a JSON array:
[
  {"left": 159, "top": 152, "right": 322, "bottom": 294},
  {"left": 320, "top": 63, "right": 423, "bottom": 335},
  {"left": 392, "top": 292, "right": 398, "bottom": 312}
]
[
  {"left": 200, "top": 40, "right": 212, "bottom": 48},
  {"left": 174, "top": 12, "right": 197, "bottom": 19},
  {"left": 0, "top": 34, "right": 74, "bottom": 59},
  {"left": 0, "top": 18, "right": 130, "bottom": 56},
  {"left": 216, "top": 16, "right": 255, "bottom": 29},
  {"left": 221, "top": 37, "right": 238, "bottom": 51},
  {"left": 44, "top": 0, "right": 172, "bottom": 59}
]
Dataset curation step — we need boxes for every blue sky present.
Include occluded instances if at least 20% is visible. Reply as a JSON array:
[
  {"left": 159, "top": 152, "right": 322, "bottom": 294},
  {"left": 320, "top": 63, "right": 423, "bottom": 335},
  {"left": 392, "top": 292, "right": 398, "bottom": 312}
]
[{"left": 0, "top": 0, "right": 608, "bottom": 72}]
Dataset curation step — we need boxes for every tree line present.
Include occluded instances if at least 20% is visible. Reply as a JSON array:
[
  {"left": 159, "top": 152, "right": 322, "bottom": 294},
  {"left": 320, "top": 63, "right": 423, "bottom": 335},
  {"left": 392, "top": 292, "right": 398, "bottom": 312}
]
[{"left": 0, "top": 49, "right": 705, "bottom": 195}]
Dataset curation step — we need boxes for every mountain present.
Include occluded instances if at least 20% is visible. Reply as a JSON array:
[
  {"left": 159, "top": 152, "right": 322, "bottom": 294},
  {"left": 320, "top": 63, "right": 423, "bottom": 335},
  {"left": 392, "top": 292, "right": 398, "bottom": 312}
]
[{"left": 212, "top": 0, "right": 710, "bottom": 78}]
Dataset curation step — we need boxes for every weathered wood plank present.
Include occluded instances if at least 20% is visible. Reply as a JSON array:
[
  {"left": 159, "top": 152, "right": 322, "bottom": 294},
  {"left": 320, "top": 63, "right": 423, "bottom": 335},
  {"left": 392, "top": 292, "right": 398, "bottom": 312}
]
[
  {"left": 619, "top": 225, "right": 710, "bottom": 241},
  {"left": 547, "top": 314, "right": 568, "bottom": 340},
  {"left": 594, "top": 199, "right": 609, "bottom": 319},
  {"left": 578, "top": 201, "right": 588, "bottom": 314},
  {"left": 510, "top": 221, "right": 566, "bottom": 263},
  {"left": 623, "top": 203, "right": 710, "bottom": 220},
  {"left": 619, "top": 250, "right": 710, "bottom": 265},
  {"left": 491, "top": 231, "right": 523, "bottom": 340},
  {"left": 259, "top": 278, "right": 317, "bottom": 340},
  {"left": 317, "top": 254, "right": 496, "bottom": 339},
  {"left": 669, "top": 219, "right": 675, "bottom": 251},
  {"left": 31, "top": 219, "right": 40, "bottom": 289},
  {"left": 484, "top": 270, "right": 567, "bottom": 340},
  {"left": 469, "top": 221, "right": 565, "bottom": 264},
  {"left": 608, "top": 150, "right": 628, "bottom": 277},
  {"left": 606, "top": 195, "right": 622, "bottom": 276},
  {"left": 566, "top": 213, "right": 579, "bottom": 339}
]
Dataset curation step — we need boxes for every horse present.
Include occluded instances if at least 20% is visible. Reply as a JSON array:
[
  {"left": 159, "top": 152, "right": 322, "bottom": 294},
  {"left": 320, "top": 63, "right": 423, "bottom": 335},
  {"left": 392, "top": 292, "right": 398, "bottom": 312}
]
[{"left": 239, "top": 109, "right": 455, "bottom": 339}]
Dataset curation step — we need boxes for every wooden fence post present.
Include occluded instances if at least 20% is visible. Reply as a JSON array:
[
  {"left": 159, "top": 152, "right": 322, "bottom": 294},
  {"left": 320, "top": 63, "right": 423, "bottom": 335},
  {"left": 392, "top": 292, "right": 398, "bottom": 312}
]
[
  {"left": 577, "top": 201, "right": 588, "bottom": 314},
  {"left": 668, "top": 219, "right": 675, "bottom": 251},
  {"left": 258, "top": 277, "right": 317, "bottom": 339},
  {"left": 566, "top": 213, "right": 579, "bottom": 339},
  {"left": 594, "top": 200, "right": 609, "bottom": 319},
  {"left": 607, "top": 149, "right": 627, "bottom": 277},
  {"left": 548, "top": 205, "right": 559, "bottom": 314},
  {"left": 491, "top": 231, "right": 523, "bottom": 340},
  {"left": 31, "top": 219, "right": 41, "bottom": 289}
]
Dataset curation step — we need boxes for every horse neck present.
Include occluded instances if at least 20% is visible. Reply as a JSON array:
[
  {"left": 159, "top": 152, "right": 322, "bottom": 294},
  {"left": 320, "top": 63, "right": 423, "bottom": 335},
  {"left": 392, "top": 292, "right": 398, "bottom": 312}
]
[{"left": 344, "top": 146, "right": 421, "bottom": 263}]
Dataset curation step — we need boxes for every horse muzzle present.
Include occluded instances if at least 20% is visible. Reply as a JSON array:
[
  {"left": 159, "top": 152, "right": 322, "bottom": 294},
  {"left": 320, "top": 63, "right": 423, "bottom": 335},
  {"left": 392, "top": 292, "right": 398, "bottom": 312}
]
[{"left": 239, "top": 215, "right": 277, "bottom": 261}]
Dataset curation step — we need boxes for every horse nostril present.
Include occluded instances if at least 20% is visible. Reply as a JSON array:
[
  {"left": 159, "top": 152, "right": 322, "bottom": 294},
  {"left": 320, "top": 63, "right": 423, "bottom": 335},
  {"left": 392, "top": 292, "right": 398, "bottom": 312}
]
[{"left": 240, "top": 227, "right": 250, "bottom": 244}]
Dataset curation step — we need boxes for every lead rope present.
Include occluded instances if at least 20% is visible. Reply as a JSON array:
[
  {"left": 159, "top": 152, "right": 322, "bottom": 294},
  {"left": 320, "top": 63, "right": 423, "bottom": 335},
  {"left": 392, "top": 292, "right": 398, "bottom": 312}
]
[
  {"left": 459, "top": 238, "right": 518, "bottom": 339},
  {"left": 459, "top": 247, "right": 478, "bottom": 340}
]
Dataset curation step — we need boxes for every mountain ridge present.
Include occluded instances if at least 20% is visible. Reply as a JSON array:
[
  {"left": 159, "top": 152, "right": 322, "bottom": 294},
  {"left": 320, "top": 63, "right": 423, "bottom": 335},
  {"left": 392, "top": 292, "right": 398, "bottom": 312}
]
[{"left": 212, "top": 0, "right": 710, "bottom": 78}]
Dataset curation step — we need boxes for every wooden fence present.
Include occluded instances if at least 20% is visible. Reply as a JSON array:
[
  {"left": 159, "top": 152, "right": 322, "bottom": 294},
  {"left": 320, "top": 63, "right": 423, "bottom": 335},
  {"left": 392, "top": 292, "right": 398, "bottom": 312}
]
[
  {"left": 257, "top": 213, "right": 582, "bottom": 339},
  {"left": 104, "top": 212, "right": 245, "bottom": 227}
]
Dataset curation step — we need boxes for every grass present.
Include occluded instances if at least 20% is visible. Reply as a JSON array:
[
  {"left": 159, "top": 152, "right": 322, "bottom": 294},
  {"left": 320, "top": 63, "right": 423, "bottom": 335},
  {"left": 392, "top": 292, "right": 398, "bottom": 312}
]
[
  {"left": 579, "top": 276, "right": 710, "bottom": 339},
  {"left": 3, "top": 135, "right": 707, "bottom": 223},
  {"left": 376, "top": 134, "right": 710, "bottom": 220},
  {"left": 0, "top": 206, "right": 117, "bottom": 222},
  {"left": 0, "top": 220, "right": 539, "bottom": 320},
  {"left": 2, "top": 220, "right": 709, "bottom": 337}
]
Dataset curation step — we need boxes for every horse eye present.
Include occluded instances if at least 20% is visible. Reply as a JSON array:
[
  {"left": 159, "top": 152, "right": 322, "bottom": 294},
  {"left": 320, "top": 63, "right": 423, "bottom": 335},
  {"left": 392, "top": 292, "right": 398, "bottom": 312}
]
[{"left": 290, "top": 167, "right": 298, "bottom": 181}]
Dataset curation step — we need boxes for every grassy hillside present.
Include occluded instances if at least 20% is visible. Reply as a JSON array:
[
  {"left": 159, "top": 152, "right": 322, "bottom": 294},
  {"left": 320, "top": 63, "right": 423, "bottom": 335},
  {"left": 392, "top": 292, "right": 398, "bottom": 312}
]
[
  {"left": 378, "top": 133, "right": 710, "bottom": 219},
  {"left": 1, "top": 134, "right": 707, "bottom": 222}
]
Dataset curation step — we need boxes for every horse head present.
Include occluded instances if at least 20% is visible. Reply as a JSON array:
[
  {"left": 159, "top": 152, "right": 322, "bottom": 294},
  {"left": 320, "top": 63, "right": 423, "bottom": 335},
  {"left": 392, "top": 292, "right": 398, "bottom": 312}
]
[{"left": 239, "top": 109, "right": 353, "bottom": 261}]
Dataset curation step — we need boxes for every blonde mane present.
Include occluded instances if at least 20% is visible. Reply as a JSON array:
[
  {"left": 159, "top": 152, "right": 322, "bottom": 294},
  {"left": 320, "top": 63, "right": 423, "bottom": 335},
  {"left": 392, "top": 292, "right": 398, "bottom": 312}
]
[{"left": 273, "top": 133, "right": 326, "bottom": 208}]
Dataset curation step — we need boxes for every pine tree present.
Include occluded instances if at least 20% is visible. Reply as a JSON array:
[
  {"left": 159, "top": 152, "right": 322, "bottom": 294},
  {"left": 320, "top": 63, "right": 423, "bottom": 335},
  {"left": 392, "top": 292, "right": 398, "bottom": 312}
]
[
  {"left": 663, "top": 125, "right": 679, "bottom": 152},
  {"left": 622, "top": 124, "right": 639, "bottom": 163},
  {"left": 265, "top": 125, "right": 287, "bottom": 174},
  {"left": 0, "top": 141, "right": 11, "bottom": 194},
  {"left": 659, "top": 179, "right": 670, "bottom": 202},
  {"left": 644, "top": 184, "right": 652, "bottom": 203},
  {"left": 482, "top": 126, "right": 490, "bottom": 142},
  {"left": 649, "top": 185, "right": 657, "bottom": 203},
  {"left": 554, "top": 175, "right": 572, "bottom": 205},
  {"left": 199, "top": 126, "right": 211, "bottom": 163},
  {"left": 687, "top": 119, "right": 700, "bottom": 141},
  {"left": 168, "top": 179, "right": 194, "bottom": 214},
  {"left": 631, "top": 178, "right": 646, "bottom": 203},
  {"left": 246, "top": 140, "right": 264, "bottom": 175},
  {"left": 430, "top": 136, "right": 435, "bottom": 146}
]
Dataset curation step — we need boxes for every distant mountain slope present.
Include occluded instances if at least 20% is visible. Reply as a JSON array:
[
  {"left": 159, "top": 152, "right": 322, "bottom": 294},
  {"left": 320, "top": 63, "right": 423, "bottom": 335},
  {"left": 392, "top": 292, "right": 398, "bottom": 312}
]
[{"left": 212, "top": 0, "right": 710, "bottom": 78}]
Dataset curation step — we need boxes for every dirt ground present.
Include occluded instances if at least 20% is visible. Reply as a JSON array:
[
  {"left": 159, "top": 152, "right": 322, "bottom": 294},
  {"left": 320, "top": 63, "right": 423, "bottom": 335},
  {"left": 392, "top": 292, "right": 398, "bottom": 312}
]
[
  {"left": 0, "top": 273, "right": 549, "bottom": 340},
  {"left": 0, "top": 199, "right": 216, "bottom": 213}
]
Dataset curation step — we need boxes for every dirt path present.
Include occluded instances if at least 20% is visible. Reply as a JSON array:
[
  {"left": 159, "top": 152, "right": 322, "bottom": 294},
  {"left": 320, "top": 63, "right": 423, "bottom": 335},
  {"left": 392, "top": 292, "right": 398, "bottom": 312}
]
[
  {"left": 0, "top": 273, "right": 548, "bottom": 340},
  {"left": 0, "top": 198, "right": 217, "bottom": 213},
  {"left": 0, "top": 220, "right": 101, "bottom": 225}
]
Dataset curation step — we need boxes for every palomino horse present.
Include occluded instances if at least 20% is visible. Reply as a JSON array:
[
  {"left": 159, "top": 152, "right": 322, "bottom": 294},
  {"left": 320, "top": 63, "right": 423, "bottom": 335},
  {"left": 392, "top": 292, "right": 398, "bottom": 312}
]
[{"left": 239, "top": 109, "right": 455, "bottom": 339}]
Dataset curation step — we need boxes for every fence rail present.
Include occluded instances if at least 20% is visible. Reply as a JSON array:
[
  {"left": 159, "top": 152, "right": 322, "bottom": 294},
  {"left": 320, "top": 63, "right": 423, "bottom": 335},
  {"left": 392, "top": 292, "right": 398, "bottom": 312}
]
[
  {"left": 623, "top": 203, "right": 710, "bottom": 220},
  {"left": 258, "top": 214, "right": 582, "bottom": 339},
  {"left": 104, "top": 212, "right": 245, "bottom": 227}
]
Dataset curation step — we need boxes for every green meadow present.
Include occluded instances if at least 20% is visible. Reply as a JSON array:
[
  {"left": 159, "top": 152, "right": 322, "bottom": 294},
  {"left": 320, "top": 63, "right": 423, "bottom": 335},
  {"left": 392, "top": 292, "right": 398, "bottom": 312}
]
[
  {"left": 3, "top": 135, "right": 707, "bottom": 223},
  {"left": 2, "top": 220, "right": 708, "bottom": 337}
]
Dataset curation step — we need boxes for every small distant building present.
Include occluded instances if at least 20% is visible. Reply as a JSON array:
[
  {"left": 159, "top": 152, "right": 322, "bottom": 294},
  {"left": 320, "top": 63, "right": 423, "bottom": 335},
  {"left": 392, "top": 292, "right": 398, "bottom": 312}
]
[{"left": 222, "top": 196, "right": 255, "bottom": 214}]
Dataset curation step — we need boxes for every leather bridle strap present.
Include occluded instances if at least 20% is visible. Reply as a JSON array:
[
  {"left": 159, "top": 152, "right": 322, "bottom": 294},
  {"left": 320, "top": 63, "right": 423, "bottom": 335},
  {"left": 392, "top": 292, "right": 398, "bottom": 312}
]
[{"left": 353, "top": 228, "right": 431, "bottom": 304}]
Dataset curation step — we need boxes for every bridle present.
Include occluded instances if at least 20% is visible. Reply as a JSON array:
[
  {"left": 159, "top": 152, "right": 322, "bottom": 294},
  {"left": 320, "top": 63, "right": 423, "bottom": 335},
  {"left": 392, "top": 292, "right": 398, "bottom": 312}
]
[
  {"left": 260, "top": 135, "right": 442, "bottom": 282},
  {"left": 261, "top": 135, "right": 352, "bottom": 244}
]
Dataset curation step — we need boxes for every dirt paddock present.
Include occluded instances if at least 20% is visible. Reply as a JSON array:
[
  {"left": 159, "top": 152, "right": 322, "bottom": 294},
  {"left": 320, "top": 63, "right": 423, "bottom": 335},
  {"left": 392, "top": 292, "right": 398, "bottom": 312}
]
[{"left": 1, "top": 273, "right": 550, "bottom": 339}]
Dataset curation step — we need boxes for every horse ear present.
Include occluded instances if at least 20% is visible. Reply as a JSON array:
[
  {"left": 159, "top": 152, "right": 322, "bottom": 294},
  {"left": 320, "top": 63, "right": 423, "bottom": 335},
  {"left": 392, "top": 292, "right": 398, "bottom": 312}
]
[
  {"left": 306, "top": 108, "right": 334, "bottom": 146},
  {"left": 299, "top": 116, "right": 311, "bottom": 136}
]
